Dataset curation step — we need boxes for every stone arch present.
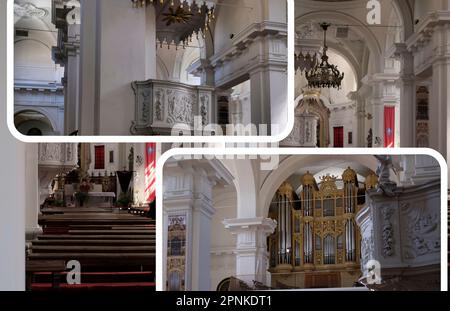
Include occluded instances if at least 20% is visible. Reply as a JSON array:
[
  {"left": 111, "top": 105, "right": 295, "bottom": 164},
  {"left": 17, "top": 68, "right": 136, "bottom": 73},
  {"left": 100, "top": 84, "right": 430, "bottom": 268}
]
[
  {"left": 173, "top": 38, "right": 203, "bottom": 85},
  {"left": 14, "top": 108, "right": 57, "bottom": 136},
  {"left": 213, "top": 0, "right": 262, "bottom": 53},
  {"left": 295, "top": 95, "right": 331, "bottom": 147},
  {"left": 296, "top": 10, "right": 383, "bottom": 74},
  {"left": 220, "top": 158, "right": 258, "bottom": 218},
  {"left": 14, "top": 38, "right": 52, "bottom": 51},
  {"left": 392, "top": 0, "right": 414, "bottom": 40},
  {"left": 259, "top": 155, "right": 379, "bottom": 218}
]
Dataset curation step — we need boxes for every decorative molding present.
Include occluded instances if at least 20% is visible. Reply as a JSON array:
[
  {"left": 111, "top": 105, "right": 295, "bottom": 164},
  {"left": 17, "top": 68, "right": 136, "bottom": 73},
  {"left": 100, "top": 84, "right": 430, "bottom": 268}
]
[
  {"left": 400, "top": 202, "right": 440, "bottom": 260},
  {"left": 39, "top": 143, "right": 77, "bottom": 166},
  {"left": 210, "top": 21, "right": 287, "bottom": 87},
  {"left": 406, "top": 11, "right": 450, "bottom": 75},
  {"left": 14, "top": 2, "right": 48, "bottom": 19},
  {"left": 381, "top": 206, "right": 395, "bottom": 258},
  {"left": 131, "top": 80, "right": 214, "bottom": 135}
]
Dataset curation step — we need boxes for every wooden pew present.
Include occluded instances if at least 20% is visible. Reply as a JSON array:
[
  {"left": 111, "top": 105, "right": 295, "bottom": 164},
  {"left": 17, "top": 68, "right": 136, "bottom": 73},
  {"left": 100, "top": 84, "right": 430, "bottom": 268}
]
[
  {"left": 28, "top": 205, "right": 156, "bottom": 291},
  {"left": 32, "top": 239, "right": 155, "bottom": 246},
  {"left": 26, "top": 260, "right": 66, "bottom": 290}
]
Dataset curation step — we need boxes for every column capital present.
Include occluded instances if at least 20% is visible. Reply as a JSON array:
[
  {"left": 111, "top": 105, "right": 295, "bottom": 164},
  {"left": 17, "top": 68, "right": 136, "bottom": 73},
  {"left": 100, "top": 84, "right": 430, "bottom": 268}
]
[
  {"left": 165, "top": 158, "right": 234, "bottom": 186},
  {"left": 223, "top": 217, "right": 276, "bottom": 236},
  {"left": 223, "top": 217, "right": 275, "bottom": 285}
]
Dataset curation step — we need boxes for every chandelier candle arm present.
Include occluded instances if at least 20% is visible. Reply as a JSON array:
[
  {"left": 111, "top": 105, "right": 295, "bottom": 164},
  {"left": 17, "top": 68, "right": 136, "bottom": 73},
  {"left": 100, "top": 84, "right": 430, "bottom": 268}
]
[{"left": 129, "top": 0, "right": 216, "bottom": 49}]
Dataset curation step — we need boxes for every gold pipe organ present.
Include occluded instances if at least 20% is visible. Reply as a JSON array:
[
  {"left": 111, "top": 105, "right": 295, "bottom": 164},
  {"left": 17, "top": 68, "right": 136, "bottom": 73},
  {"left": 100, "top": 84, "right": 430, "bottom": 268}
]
[{"left": 268, "top": 168, "right": 378, "bottom": 288}]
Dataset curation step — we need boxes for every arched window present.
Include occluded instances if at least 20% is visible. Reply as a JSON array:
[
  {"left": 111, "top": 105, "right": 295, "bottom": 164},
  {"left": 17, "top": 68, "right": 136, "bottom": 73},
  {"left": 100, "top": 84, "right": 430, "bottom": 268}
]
[
  {"left": 216, "top": 278, "right": 231, "bottom": 291},
  {"left": 27, "top": 128, "right": 43, "bottom": 136}
]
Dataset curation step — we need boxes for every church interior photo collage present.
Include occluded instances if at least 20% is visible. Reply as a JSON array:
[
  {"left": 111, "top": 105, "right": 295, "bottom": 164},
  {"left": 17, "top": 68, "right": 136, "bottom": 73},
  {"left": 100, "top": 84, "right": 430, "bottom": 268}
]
[{"left": 1, "top": 0, "right": 450, "bottom": 297}]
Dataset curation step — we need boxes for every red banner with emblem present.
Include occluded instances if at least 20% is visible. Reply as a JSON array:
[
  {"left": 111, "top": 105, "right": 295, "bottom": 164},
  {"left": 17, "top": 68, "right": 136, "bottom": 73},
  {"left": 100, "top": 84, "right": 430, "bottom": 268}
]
[
  {"left": 384, "top": 106, "right": 395, "bottom": 148},
  {"left": 145, "top": 143, "right": 156, "bottom": 203}
]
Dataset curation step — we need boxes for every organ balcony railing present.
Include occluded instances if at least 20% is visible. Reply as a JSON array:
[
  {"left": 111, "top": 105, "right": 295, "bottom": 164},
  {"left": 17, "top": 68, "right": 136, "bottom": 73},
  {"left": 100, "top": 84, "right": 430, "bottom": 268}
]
[{"left": 268, "top": 168, "right": 379, "bottom": 273}]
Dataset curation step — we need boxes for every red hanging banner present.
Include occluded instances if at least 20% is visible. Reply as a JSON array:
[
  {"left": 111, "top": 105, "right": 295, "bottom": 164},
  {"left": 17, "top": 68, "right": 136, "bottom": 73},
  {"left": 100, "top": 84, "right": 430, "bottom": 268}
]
[
  {"left": 144, "top": 143, "right": 156, "bottom": 204},
  {"left": 384, "top": 106, "right": 395, "bottom": 148},
  {"left": 94, "top": 145, "right": 105, "bottom": 170}
]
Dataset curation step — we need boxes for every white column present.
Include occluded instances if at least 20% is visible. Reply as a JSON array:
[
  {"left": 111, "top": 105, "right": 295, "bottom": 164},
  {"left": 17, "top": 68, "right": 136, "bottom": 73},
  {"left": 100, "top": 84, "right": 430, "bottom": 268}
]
[
  {"left": 0, "top": 0, "right": 25, "bottom": 288},
  {"left": 191, "top": 191, "right": 216, "bottom": 291},
  {"left": 145, "top": 5, "right": 157, "bottom": 79},
  {"left": 163, "top": 159, "right": 233, "bottom": 291},
  {"left": 250, "top": 65, "right": 287, "bottom": 136},
  {"left": 25, "top": 144, "right": 41, "bottom": 242},
  {"left": 78, "top": 0, "right": 99, "bottom": 135},
  {"left": 65, "top": 23, "right": 81, "bottom": 135},
  {"left": 431, "top": 25, "right": 450, "bottom": 160},
  {"left": 78, "top": 0, "right": 157, "bottom": 135},
  {"left": 223, "top": 218, "right": 276, "bottom": 286},
  {"left": 0, "top": 136, "right": 26, "bottom": 291},
  {"left": 395, "top": 44, "right": 416, "bottom": 147},
  {"left": 430, "top": 57, "right": 448, "bottom": 157},
  {"left": 250, "top": 68, "right": 272, "bottom": 134}
]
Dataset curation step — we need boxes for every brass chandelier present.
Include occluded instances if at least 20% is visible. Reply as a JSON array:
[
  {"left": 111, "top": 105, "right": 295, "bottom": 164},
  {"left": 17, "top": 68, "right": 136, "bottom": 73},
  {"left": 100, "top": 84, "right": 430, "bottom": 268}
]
[
  {"left": 305, "top": 23, "right": 344, "bottom": 89},
  {"left": 130, "top": 0, "right": 216, "bottom": 48},
  {"left": 295, "top": 51, "right": 317, "bottom": 74}
]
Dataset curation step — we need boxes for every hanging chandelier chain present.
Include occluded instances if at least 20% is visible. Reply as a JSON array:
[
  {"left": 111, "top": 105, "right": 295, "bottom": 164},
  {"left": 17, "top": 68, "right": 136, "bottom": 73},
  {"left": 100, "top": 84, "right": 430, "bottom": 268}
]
[{"left": 297, "top": 22, "right": 344, "bottom": 90}]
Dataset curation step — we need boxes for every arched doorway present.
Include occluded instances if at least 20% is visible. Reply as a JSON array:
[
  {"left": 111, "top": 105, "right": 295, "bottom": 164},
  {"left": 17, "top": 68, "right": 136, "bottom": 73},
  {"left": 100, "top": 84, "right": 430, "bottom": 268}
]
[{"left": 14, "top": 110, "right": 56, "bottom": 136}]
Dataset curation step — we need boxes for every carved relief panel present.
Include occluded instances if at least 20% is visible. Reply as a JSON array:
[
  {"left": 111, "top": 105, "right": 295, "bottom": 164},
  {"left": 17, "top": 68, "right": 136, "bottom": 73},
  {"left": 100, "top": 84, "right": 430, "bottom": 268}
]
[{"left": 131, "top": 80, "right": 214, "bottom": 135}]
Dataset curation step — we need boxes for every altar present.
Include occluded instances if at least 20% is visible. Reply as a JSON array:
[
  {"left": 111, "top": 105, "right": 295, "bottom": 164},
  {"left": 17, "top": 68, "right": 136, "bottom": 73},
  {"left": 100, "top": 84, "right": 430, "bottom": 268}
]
[{"left": 86, "top": 192, "right": 116, "bottom": 208}]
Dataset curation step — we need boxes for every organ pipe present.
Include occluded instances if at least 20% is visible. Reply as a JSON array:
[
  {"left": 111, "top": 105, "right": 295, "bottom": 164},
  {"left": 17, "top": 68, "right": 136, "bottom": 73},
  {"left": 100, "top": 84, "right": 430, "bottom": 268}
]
[
  {"left": 275, "top": 182, "right": 294, "bottom": 267},
  {"left": 269, "top": 167, "right": 367, "bottom": 271}
]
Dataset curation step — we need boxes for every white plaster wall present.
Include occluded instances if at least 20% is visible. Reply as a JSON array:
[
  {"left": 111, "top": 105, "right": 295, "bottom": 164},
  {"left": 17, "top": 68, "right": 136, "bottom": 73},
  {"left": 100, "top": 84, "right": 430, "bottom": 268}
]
[
  {"left": 156, "top": 39, "right": 201, "bottom": 85},
  {"left": 14, "top": 9, "right": 65, "bottom": 135},
  {"left": 214, "top": 0, "right": 261, "bottom": 53},
  {"left": 210, "top": 254, "right": 236, "bottom": 290},
  {"left": 25, "top": 144, "right": 40, "bottom": 235},
  {"left": 0, "top": 0, "right": 26, "bottom": 289},
  {"left": 14, "top": 39, "right": 63, "bottom": 83},
  {"left": 414, "top": 0, "right": 446, "bottom": 23},
  {"left": 210, "top": 187, "right": 237, "bottom": 290},
  {"left": 96, "top": 0, "right": 151, "bottom": 135},
  {"left": 329, "top": 106, "right": 356, "bottom": 147},
  {"left": 14, "top": 12, "right": 64, "bottom": 85},
  {"left": 211, "top": 187, "right": 237, "bottom": 249}
]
